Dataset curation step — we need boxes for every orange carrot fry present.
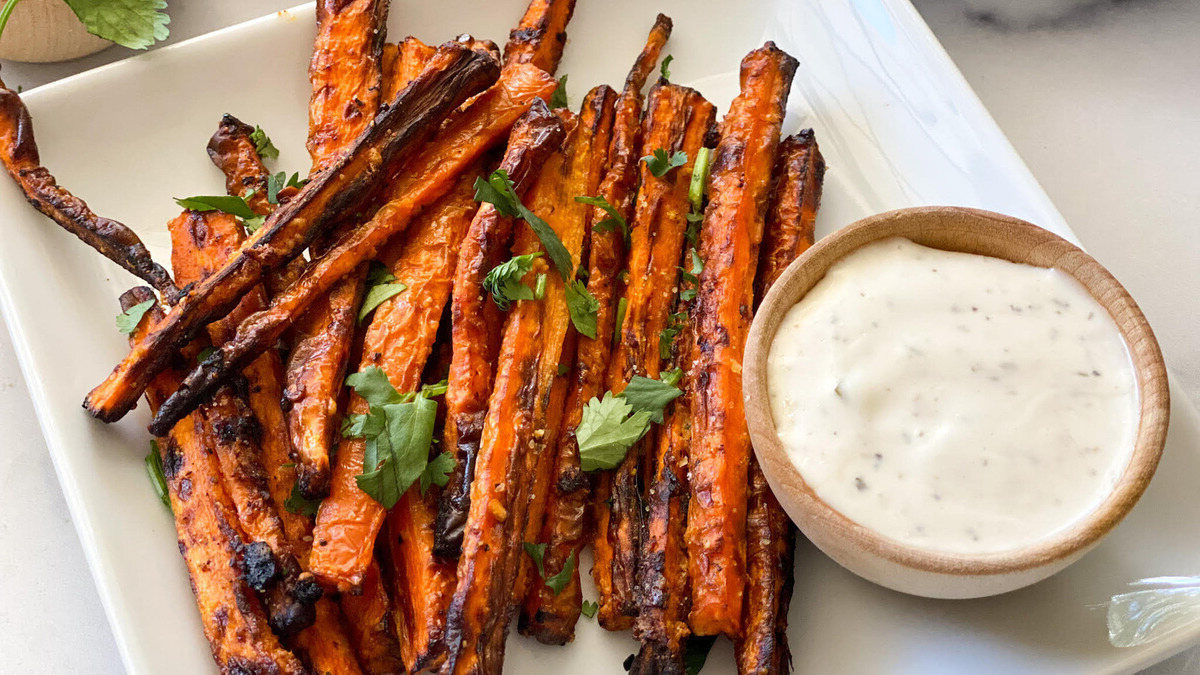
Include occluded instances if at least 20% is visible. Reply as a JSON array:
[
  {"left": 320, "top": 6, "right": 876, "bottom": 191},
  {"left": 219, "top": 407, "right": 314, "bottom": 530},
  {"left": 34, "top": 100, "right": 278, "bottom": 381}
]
[
  {"left": 735, "top": 130, "right": 823, "bottom": 675},
  {"left": 340, "top": 559, "right": 405, "bottom": 674},
  {"left": 503, "top": 0, "right": 577, "bottom": 72},
  {"left": 686, "top": 43, "right": 798, "bottom": 638}
]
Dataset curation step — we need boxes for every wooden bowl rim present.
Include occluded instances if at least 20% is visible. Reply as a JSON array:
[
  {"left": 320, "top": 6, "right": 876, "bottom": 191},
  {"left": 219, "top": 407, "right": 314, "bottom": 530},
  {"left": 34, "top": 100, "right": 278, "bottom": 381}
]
[{"left": 744, "top": 206, "right": 1170, "bottom": 576}]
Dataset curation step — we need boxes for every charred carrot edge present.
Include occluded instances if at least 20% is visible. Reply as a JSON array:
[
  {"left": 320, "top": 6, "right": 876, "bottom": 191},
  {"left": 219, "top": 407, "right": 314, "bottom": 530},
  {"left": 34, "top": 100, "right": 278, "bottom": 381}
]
[
  {"left": 127, "top": 292, "right": 306, "bottom": 674},
  {"left": 286, "top": 0, "right": 390, "bottom": 500},
  {"left": 394, "top": 37, "right": 438, "bottom": 99},
  {"left": 0, "top": 79, "right": 176, "bottom": 297},
  {"left": 511, "top": 99, "right": 609, "bottom": 608},
  {"left": 686, "top": 43, "right": 798, "bottom": 638},
  {"left": 148, "top": 58, "right": 548, "bottom": 437},
  {"left": 307, "top": 0, "right": 389, "bottom": 169},
  {"left": 85, "top": 43, "right": 499, "bottom": 425},
  {"left": 502, "top": 0, "right": 576, "bottom": 71},
  {"left": 167, "top": 210, "right": 322, "bottom": 637},
  {"left": 735, "top": 130, "right": 823, "bottom": 675},
  {"left": 441, "top": 109, "right": 572, "bottom": 675},
  {"left": 586, "top": 14, "right": 672, "bottom": 632},
  {"left": 339, "top": 559, "right": 405, "bottom": 674},
  {"left": 518, "top": 85, "right": 617, "bottom": 644},
  {"left": 630, "top": 303, "right": 696, "bottom": 675},
  {"left": 599, "top": 83, "right": 716, "bottom": 628}
]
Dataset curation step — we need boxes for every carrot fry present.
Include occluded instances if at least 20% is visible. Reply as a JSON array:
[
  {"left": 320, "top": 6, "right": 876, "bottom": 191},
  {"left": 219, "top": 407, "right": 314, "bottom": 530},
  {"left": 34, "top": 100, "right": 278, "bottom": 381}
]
[
  {"left": 585, "top": 13, "right": 672, "bottom": 632},
  {"left": 85, "top": 43, "right": 499, "bottom": 425},
  {"left": 685, "top": 43, "right": 798, "bottom": 638},
  {"left": 599, "top": 82, "right": 716, "bottom": 629},
  {"left": 147, "top": 59, "right": 550, "bottom": 437},
  {"left": 285, "top": 0, "right": 391, "bottom": 501},
  {"left": 503, "top": 0, "right": 576, "bottom": 72},
  {"left": 340, "top": 559, "right": 406, "bottom": 675},
  {"left": 519, "top": 85, "right": 618, "bottom": 644},
  {"left": 442, "top": 112, "right": 584, "bottom": 675},
  {"left": 0, "top": 78, "right": 176, "bottom": 297},
  {"left": 735, "top": 130, "right": 824, "bottom": 675}
]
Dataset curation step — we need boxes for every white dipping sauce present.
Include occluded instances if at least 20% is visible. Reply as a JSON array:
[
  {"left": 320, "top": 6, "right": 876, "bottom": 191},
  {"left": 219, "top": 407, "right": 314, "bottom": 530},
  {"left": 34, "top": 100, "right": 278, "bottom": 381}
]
[{"left": 767, "top": 238, "right": 1139, "bottom": 555}]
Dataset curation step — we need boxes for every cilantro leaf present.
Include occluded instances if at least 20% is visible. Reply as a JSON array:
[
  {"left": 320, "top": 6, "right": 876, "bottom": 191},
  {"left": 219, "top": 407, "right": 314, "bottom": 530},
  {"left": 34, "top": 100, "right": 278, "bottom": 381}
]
[
  {"left": 550, "top": 74, "right": 569, "bottom": 109},
  {"left": 580, "top": 599, "right": 599, "bottom": 618},
  {"left": 545, "top": 551, "right": 575, "bottom": 595},
  {"left": 483, "top": 253, "right": 542, "bottom": 310},
  {"left": 144, "top": 440, "right": 170, "bottom": 510},
  {"left": 642, "top": 148, "right": 687, "bottom": 178},
  {"left": 250, "top": 125, "right": 279, "bottom": 160},
  {"left": 355, "top": 395, "right": 438, "bottom": 508},
  {"left": 660, "top": 54, "right": 673, "bottom": 80},
  {"left": 174, "top": 192, "right": 263, "bottom": 232},
  {"left": 660, "top": 367, "right": 683, "bottom": 388},
  {"left": 63, "top": 0, "right": 169, "bottom": 51},
  {"left": 474, "top": 169, "right": 573, "bottom": 280},
  {"left": 575, "top": 195, "right": 628, "bottom": 246},
  {"left": 286, "top": 172, "right": 308, "bottom": 189},
  {"left": 116, "top": 299, "right": 155, "bottom": 334},
  {"left": 659, "top": 311, "right": 688, "bottom": 361},
  {"left": 613, "top": 297, "right": 627, "bottom": 346},
  {"left": 565, "top": 279, "right": 599, "bottom": 339},
  {"left": 346, "top": 366, "right": 406, "bottom": 407},
  {"left": 523, "top": 542, "right": 547, "bottom": 578},
  {"left": 267, "top": 172, "right": 285, "bottom": 205},
  {"left": 419, "top": 451, "right": 455, "bottom": 493},
  {"left": 358, "top": 262, "right": 407, "bottom": 323},
  {"left": 620, "top": 375, "right": 682, "bottom": 423},
  {"left": 577, "top": 393, "right": 652, "bottom": 471},
  {"left": 684, "top": 635, "right": 718, "bottom": 675},
  {"left": 421, "top": 379, "right": 449, "bottom": 398},
  {"left": 285, "top": 482, "right": 320, "bottom": 517},
  {"left": 688, "top": 147, "right": 713, "bottom": 212}
]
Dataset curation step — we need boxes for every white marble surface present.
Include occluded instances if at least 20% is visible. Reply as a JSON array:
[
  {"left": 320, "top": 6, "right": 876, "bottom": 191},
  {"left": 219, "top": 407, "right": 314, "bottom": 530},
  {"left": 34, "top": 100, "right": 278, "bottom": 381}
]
[{"left": 0, "top": 1, "right": 1195, "bottom": 673}]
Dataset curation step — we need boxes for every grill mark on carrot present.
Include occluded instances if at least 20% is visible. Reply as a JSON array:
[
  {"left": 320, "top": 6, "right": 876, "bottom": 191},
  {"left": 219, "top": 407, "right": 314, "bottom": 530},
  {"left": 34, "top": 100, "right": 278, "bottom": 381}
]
[
  {"left": 86, "top": 43, "right": 499, "bottom": 426},
  {"left": 685, "top": 43, "right": 798, "bottom": 638}
]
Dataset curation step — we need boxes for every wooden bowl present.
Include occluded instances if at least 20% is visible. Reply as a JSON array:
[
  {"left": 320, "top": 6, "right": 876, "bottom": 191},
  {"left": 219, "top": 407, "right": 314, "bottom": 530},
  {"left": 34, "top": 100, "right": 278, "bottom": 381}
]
[
  {"left": 0, "top": 0, "right": 112, "bottom": 63},
  {"left": 743, "top": 206, "right": 1169, "bottom": 598}
]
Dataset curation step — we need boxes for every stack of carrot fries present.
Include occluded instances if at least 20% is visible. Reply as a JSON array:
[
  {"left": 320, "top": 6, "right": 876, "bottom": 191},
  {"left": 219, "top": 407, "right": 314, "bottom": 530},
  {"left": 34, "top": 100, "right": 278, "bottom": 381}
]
[{"left": 0, "top": 0, "right": 826, "bottom": 672}]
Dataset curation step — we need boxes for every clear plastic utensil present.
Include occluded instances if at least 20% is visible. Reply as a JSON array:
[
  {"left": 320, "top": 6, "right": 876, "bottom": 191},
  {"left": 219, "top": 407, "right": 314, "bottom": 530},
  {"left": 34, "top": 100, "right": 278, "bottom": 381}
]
[{"left": 1108, "top": 576, "right": 1200, "bottom": 648}]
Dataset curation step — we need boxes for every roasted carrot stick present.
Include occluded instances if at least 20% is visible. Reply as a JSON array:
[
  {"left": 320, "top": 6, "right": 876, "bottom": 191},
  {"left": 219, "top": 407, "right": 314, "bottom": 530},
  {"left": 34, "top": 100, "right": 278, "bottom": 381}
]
[
  {"left": 285, "top": 0, "right": 390, "bottom": 500},
  {"left": 598, "top": 82, "right": 715, "bottom": 629},
  {"left": 126, "top": 290, "right": 305, "bottom": 674},
  {"left": 339, "top": 558, "right": 405, "bottom": 675},
  {"left": 735, "top": 130, "right": 823, "bottom": 675},
  {"left": 519, "top": 85, "right": 617, "bottom": 644},
  {"left": 585, "top": 13, "right": 672, "bottom": 632},
  {"left": 630, "top": 303, "right": 696, "bottom": 674},
  {"left": 686, "top": 43, "right": 798, "bottom": 638},
  {"left": 442, "top": 112, "right": 584, "bottom": 675},
  {"left": 0, "top": 78, "right": 176, "bottom": 297},
  {"left": 148, "top": 59, "right": 550, "bottom": 436},
  {"left": 85, "top": 43, "right": 499, "bottom": 425},
  {"left": 503, "top": 0, "right": 576, "bottom": 71}
]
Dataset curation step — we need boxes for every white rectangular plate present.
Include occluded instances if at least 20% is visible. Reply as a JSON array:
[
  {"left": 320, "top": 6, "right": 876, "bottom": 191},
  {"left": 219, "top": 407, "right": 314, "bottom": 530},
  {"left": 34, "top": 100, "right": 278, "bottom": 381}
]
[{"left": 1, "top": 1, "right": 1197, "bottom": 673}]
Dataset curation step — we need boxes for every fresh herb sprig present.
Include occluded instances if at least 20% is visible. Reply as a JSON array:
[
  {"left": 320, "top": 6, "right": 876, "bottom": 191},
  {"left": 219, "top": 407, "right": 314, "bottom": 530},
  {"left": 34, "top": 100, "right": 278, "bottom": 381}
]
[
  {"left": 116, "top": 299, "right": 155, "bottom": 334},
  {"left": 358, "top": 262, "right": 407, "bottom": 323},
  {"left": 642, "top": 148, "right": 687, "bottom": 178},
  {"left": 483, "top": 253, "right": 543, "bottom": 310},
  {"left": 174, "top": 192, "right": 265, "bottom": 233},
  {"left": 576, "top": 371, "right": 682, "bottom": 470}
]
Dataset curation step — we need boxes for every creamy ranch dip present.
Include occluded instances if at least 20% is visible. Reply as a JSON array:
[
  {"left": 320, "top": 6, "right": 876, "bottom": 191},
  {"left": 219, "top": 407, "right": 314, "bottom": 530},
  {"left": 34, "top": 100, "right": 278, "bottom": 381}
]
[{"left": 767, "top": 237, "right": 1139, "bottom": 555}]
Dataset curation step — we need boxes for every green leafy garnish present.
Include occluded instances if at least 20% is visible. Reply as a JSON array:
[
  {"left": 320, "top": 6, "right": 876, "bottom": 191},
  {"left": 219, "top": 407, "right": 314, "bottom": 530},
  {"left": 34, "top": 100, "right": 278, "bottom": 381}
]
[
  {"left": 483, "top": 253, "right": 542, "bottom": 310},
  {"left": 660, "top": 367, "right": 683, "bottom": 387},
  {"left": 659, "top": 311, "right": 688, "bottom": 360},
  {"left": 285, "top": 482, "right": 320, "bottom": 517},
  {"left": 523, "top": 542, "right": 547, "bottom": 578},
  {"left": 343, "top": 367, "right": 446, "bottom": 508},
  {"left": 267, "top": 171, "right": 307, "bottom": 205},
  {"left": 116, "top": 299, "right": 155, "bottom": 334},
  {"left": 565, "top": 279, "right": 600, "bottom": 339},
  {"left": 144, "top": 440, "right": 170, "bottom": 510},
  {"left": 688, "top": 147, "right": 713, "bottom": 212},
  {"left": 550, "top": 74, "right": 569, "bottom": 109},
  {"left": 621, "top": 374, "right": 683, "bottom": 423},
  {"left": 613, "top": 297, "right": 628, "bottom": 346},
  {"left": 358, "top": 262, "right": 407, "bottom": 323},
  {"left": 679, "top": 249, "right": 704, "bottom": 302},
  {"left": 250, "top": 125, "right": 279, "bottom": 160},
  {"left": 577, "top": 393, "right": 653, "bottom": 471},
  {"left": 174, "top": 193, "right": 265, "bottom": 233},
  {"left": 557, "top": 363, "right": 569, "bottom": 377},
  {"left": 419, "top": 451, "right": 455, "bottom": 493},
  {"left": 660, "top": 54, "right": 673, "bottom": 80},
  {"left": 684, "top": 635, "right": 718, "bottom": 675},
  {"left": 575, "top": 194, "right": 628, "bottom": 246},
  {"left": 62, "top": 0, "right": 170, "bottom": 51},
  {"left": 581, "top": 599, "right": 599, "bottom": 618},
  {"left": 642, "top": 148, "right": 687, "bottom": 178},
  {"left": 545, "top": 551, "right": 576, "bottom": 595}
]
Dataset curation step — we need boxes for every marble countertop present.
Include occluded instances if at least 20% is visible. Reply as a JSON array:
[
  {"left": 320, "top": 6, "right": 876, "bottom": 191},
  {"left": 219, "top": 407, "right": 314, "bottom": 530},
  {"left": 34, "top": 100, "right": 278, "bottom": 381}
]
[{"left": 0, "top": 1, "right": 1195, "bottom": 672}]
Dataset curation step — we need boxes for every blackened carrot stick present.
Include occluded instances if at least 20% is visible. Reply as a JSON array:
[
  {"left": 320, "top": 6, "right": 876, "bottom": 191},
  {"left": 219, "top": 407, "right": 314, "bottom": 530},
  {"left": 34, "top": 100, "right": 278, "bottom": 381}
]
[
  {"left": 685, "top": 43, "right": 798, "bottom": 638},
  {"left": 502, "top": 0, "right": 576, "bottom": 72},
  {"left": 736, "top": 130, "right": 824, "bottom": 675}
]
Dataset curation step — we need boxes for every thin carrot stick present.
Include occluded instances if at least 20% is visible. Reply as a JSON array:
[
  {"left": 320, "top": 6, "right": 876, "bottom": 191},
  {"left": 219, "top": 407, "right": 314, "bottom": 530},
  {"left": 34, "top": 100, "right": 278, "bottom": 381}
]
[
  {"left": 502, "top": 0, "right": 576, "bottom": 71},
  {"left": 685, "top": 43, "right": 798, "bottom": 638}
]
